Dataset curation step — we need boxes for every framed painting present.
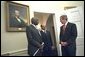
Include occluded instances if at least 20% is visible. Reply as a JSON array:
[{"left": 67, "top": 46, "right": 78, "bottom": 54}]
[{"left": 5, "top": 1, "right": 30, "bottom": 32}]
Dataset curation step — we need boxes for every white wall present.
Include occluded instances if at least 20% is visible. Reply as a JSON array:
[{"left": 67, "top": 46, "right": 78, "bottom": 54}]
[
  {"left": 1, "top": 1, "right": 84, "bottom": 55},
  {"left": 1, "top": 1, "right": 28, "bottom": 54}
]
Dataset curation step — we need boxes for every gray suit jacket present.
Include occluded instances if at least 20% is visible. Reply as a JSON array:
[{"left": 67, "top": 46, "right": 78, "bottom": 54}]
[{"left": 26, "top": 24, "right": 42, "bottom": 56}]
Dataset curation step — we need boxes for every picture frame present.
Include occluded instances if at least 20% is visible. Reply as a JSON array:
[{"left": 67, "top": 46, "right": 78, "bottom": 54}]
[
  {"left": 64, "top": 6, "right": 77, "bottom": 10},
  {"left": 5, "top": 1, "right": 30, "bottom": 32}
]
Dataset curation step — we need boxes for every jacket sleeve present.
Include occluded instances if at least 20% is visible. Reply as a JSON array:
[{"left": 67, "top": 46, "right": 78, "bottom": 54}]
[
  {"left": 48, "top": 31, "right": 53, "bottom": 46},
  {"left": 67, "top": 24, "right": 77, "bottom": 44}
]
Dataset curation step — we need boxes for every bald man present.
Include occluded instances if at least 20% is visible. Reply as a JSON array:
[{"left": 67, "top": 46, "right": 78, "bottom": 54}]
[
  {"left": 26, "top": 17, "right": 43, "bottom": 56},
  {"left": 60, "top": 15, "right": 77, "bottom": 56}
]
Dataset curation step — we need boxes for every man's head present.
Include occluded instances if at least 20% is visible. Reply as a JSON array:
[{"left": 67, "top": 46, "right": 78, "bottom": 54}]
[
  {"left": 60, "top": 15, "right": 68, "bottom": 24},
  {"left": 31, "top": 17, "right": 39, "bottom": 25},
  {"left": 15, "top": 10, "right": 20, "bottom": 17},
  {"left": 41, "top": 25, "right": 46, "bottom": 30}
]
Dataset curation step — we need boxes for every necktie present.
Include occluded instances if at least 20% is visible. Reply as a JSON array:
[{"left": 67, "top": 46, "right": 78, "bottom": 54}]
[
  {"left": 62, "top": 25, "right": 65, "bottom": 34},
  {"left": 36, "top": 28, "right": 41, "bottom": 36},
  {"left": 38, "top": 29, "right": 41, "bottom": 36}
]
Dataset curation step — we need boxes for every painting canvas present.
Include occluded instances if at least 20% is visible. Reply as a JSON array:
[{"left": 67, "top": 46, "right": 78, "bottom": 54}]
[{"left": 6, "top": 1, "right": 30, "bottom": 32}]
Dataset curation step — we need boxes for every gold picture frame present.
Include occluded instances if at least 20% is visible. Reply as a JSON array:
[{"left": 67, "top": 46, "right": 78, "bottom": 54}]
[{"left": 5, "top": 1, "right": 30, "bottom": 32}]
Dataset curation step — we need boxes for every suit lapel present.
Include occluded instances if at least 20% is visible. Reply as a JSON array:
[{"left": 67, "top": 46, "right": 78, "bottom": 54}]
[
  {"left": 61, "top": 22, "right": 69, "bottom": 34},
  {"left": 30, "top": 25, "right": 41, "bottom": 36},
  {"left": 64, "top": 22, "right": 70, "bottom": 32}
]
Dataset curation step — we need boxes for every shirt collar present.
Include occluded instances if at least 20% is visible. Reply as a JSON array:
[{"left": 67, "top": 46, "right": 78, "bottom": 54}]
[
  {"left": 31, "top": 24, "right": 37, "bottom": 29},
  {"left": 41, "top": 30, "right": 46, "bottom": 33}
]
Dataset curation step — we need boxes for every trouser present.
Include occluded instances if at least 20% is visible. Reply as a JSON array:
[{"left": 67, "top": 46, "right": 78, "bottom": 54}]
[{"left": 61, "top": 44, "right": 76, "bottom": 56}]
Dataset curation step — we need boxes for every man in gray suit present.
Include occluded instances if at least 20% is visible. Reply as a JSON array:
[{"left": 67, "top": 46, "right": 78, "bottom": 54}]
[{"left": 26, "top": 17, "right": 44, "bottom": 56}]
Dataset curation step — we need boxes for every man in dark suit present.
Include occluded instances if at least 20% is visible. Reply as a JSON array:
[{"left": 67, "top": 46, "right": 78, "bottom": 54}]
[
  {"left": 9, "top": 10, "right": 26, "bottom": 28},
  {"left": 26, "top": 17, "right": 44, "bottom": 56},
  {"left": 60, "top": 15, "right": 77, "bottom": 56},
  {"left": 40, "top": 25, "right": 55, "bottom": 56}
]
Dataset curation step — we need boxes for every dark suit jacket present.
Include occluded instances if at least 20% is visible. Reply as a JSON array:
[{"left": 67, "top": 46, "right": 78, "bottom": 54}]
[
  {"left": 9, "top": 17, "right": 26, "bottom": 28},
  {"left": 40, "top": 30, "right": 53, "bottom": 56},
  {"left": 26, "top": 25, "right": 42, "bottom": 56},
  {"left": 40, "top": 30, "right": 52, "bottom": 47},
  {"left": 60, "top": 22, "right": 77, "bottom": 45}
]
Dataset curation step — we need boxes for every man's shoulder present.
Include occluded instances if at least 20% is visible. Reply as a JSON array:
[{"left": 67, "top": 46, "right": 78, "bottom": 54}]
[
  {"left": 68, "top": 22, "right": 76, "bottom": 26},
  {"left": 26, "top": 24, "right": 35, "bottom": 29},
  {"left": 26, "top": 24, "right": 31, "bottom": 28}
]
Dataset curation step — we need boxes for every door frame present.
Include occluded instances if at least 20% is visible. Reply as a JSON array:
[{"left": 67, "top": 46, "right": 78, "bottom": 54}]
[{"left": 34, "top": 11, "right": 61, "bottom": 56}]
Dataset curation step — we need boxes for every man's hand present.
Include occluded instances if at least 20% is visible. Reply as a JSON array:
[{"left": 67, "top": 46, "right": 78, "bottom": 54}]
[
  {"left": 61, "top": 41, "right": 68, "bottom": 46},
  {"left": 51, "top": 46, "right": 55, "bottom": 50},
  {"left": 39, "top": 43, "right": 44, "bottom": 52},
  {"left": 39, "top": 42, "right": 44, "bottom": 49},
  {"left": 39, "top": 45, "right": 44, "bottom": 49}
]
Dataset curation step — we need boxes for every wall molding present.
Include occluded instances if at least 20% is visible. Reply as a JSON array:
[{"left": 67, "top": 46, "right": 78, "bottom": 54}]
[{"left": 1, "top": 48, "right": 27, "bottom": 56}]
